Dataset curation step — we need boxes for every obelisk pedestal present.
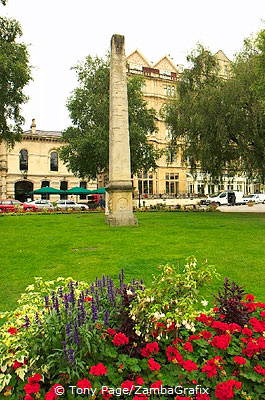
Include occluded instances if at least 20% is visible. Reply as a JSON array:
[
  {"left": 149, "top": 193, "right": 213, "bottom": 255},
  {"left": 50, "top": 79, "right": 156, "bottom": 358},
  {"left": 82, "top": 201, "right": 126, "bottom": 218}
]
[{"left": 105, "top": 34, "right": 137, "bottom": 226}]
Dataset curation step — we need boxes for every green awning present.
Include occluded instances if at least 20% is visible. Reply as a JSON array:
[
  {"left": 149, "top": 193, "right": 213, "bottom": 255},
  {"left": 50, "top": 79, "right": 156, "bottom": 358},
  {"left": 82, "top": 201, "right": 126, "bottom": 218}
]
[
  {"left": 29, "top": 187, "right": 65, "bottom": 194},
  {"left": 88, "top": 188, "right": 106, "bottom": 194},
  {"left": 65, "top": 187, "right": 93, "bottom": 195}
]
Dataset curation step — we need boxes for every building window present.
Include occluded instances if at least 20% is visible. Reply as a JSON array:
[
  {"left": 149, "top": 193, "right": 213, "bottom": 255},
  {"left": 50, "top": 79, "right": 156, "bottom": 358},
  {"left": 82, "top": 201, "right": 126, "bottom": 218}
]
[
  {"left": 165, "top": 173, "right": 179, "bottom": 195},
  {"left": 197, "top": 184, "right": 205, "bottom": 195},
  {"left": 80, "top": 181, "right": 87, "bottom": 200},
  {"left": 60, "top": 181, "right": 68, "bottom": 200},
  {"left": 50, "top": 151, "right": 58, "bottom": 171},
  {"left": 41, "top": 180, "right": 50, "bottom": 200},
  {"left": 138, "top": 173, "right": 153, "bottom": 195},
  {"left": 164, "top": 85, "right": 175, "bottom": 97},
  {"left": 167, "top": 149, "right": 177, "bottom": 163},
  {"left": 19, "top": 149, "right": 28, "bottom": 171}
]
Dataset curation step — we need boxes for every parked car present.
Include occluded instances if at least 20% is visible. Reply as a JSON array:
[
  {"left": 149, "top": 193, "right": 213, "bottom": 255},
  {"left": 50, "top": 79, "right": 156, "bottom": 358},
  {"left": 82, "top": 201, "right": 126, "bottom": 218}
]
[
  {"left": 0, "top": 199, "right": 38, "bottom": 212},
  {"left": 24, "top": 199, "right": 54, "bottom": 210},
  {"left": 55, "top": 200, "right": 89, "bottom": 210},
  {"left": 242, "top": 194, "right": 265, "bottom": 204},
  {"left": 206, "top": 191, "right": 244, "bottom": 206}
]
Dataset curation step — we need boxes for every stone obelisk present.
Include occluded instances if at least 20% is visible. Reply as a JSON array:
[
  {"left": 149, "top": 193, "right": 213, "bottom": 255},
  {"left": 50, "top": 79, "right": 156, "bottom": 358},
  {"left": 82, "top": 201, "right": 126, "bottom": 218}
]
[{"left": 105, "top": 34, "right": 138, "bottom": 226}]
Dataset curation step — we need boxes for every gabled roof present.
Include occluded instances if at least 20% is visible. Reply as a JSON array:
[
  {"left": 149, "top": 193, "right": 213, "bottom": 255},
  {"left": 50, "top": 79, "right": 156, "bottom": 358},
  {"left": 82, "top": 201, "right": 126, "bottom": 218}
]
[
  {"left": 215, "top": 50, "right": 231, "bottom": 63},
  {"left": 126, "top": 49, "right": 152, "bottom": 68},
  {"left": 153, "top": 55, "right": 179, "bottom": 73}
]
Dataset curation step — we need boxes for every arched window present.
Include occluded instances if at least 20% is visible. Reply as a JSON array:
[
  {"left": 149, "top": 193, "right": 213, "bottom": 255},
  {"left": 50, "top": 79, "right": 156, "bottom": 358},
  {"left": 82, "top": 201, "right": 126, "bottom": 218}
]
[
  {"left": 41, "top": 180, "right": 50, "bottom": 200},
  {"left": 50, "top": 151, "right": 58, "bottom": 171},
  {"left": 19, "top": 149, "right": 28, "bottom": 171},
  {"left": 60, "top": 181, "right": 68, "bottom": 200}
]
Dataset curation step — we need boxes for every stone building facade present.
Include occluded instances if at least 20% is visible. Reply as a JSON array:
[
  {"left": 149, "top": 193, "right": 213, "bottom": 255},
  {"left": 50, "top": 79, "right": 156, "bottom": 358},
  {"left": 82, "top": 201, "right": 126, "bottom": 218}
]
[
  {"left": 0, "top": 120, "right": 96, "bottom": 201},
  {"left": 126, "top": 49, "right": 263, "bottom": 196}
]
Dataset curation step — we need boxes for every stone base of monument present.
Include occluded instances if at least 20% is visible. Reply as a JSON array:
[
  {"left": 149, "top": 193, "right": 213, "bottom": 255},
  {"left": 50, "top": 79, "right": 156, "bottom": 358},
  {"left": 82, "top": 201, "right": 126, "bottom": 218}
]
[{"left": 105, "top": 188, "right": 138, "bottom": 226}]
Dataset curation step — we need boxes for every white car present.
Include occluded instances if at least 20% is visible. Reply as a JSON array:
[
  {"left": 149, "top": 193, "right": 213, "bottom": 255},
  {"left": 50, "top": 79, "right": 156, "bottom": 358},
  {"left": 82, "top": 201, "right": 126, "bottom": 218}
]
[
  {"left": 242, "top": 194, "right": 265, "bottom": 204},
  {"left": 206, "top": 191, "right": 244, "bottom": 206},
  {"left": 55, "top": 200, "right": 89, "bottom": 210},
  {"left": 24, "top": 199, "right": 54, "bottom": 210}
]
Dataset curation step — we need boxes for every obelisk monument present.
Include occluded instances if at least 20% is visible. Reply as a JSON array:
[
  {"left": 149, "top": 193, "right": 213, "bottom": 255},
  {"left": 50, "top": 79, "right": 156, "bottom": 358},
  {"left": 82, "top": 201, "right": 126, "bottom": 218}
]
[{"left": 105, "top": 34, "right": 138, "bottom": 226}]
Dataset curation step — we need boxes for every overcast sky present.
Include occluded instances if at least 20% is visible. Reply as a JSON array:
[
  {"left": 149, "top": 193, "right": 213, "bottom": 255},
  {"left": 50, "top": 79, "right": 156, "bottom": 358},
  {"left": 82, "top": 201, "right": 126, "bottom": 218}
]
[{"left": 1, "top": 0, "right": 264, "bottom": 131}]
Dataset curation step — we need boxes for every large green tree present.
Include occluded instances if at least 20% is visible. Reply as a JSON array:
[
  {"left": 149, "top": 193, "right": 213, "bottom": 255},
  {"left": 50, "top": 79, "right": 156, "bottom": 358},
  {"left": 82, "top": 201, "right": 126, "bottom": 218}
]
[
  {"left": 0, "top": 11, "right": 31, "bottom": 146},
  {"left": 59, "top": 56, "right": 160, "bottom": 180},
  {"left": 164, "top": 31, "right": 265, "bottom": 183}
]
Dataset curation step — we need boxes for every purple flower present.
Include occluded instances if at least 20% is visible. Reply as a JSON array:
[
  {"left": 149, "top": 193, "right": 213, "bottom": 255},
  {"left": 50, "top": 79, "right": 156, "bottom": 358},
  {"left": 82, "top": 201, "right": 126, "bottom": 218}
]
[
  {"left": 103, "top": 310, "right": 110, "bottom": 326},
  {"left": 65, "top": 322, "right": 71, "bottom": 337},
  {"left": 23, "top": 315, "right": 30, "bottom": 328},
  {"left": 73, "top": 322, "right": 80, "bottom": 345},
  {"left": 91, "top": 298, "right": 98, "bottom": 322},
  {"left": 44, "top": 296, "right": 50, "bottom": 308},
  {"left": 68, "top": 348, "right": 75, "bottom": 364}
]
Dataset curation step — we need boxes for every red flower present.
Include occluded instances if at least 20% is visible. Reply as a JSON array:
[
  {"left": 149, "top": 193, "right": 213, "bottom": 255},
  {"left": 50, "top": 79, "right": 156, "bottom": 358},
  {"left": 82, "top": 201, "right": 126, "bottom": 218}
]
[
  {"left": 7, "top": 327, "right": 18, "bottom": 335},
  {"left": 196, "top": 395, "right": 211, "bottom": 400},
  {"left": 249, "top": 317, "right": 265, "bottom": 333},
  {"left": 182, "top": 360, "right": 198, "bottom": 371},
  {"left": 121, "top": 380, "right": 134, "bottom": 390},
  {"left": 28, "top": 374, "right": 42, "bottom": 384},
  {"left": 148, "top": 358, "right": 161, "bottom": 371},
  {"left": 196, "top": 313, "right": 213, "bottom": 326},
  {"left": 175, "top": 397, "right": 192, "bottom": 400},
  {"left": 135, "top": 377, "right": 144, "bottom": 385},
  {"left": 183, "top": 342, "right": 193, "bottom": 352},
  {"left": 150, "top": 380, "right": 162, "bottom": 388},
  {"left": 188, "top": 334, "right": 200, "bottom": 341},
  {"left": 241, "top": 327, "right": 252, "bottom": 336},
  {"left": 107, "top": 328, "right": 116, "bottom": 335},
  {"left": 260, "top": 311, "right": 265, "bottom": 318},
  {"left": 246, "top": 294, "right": 255, "bottom": 302},
  {"left": 133, "top": 396, "right": 148, "bottom": 400},
  {"left": 13, "top": 361, "right": 23, "bottom": 369},
  {"left": 112, "top": 332, "right": 129, "bottom": 346},
  {"left": 141, "top": 341, "right": 159, "bottom": 357},
  {"left": 200, "top": 330, "right": 212, "bottom": 339},
  {"left": 202, "top": 363, "right": 218, "bottom": 378},
  {"left": 24, "top": 383, "right": 40, "bottom": 394},
  {"left": 166, "top": 346, "right": 183, "bottom": 363},
  {"left": 89, "top": 363, "right": 107, "bottom": 376},
  {"left": 24, "top": 395, "right": 34, "bottom": 400},
  {"left": 84, "top": 296, "right": 92, "bottom": 302},
  {"left": 233, "top": 356, "right": 246, "bottom": 365},
  {"left": 254, "top": 365, "right": 265, "bottom": 376},
  {"left": 215, "top": 380, "right": 242, "bottom": 400},
  {"left": 211, "top": 334, "right": 231, "bottom": 350},
  {"left": 77, "top": 378, "right": 92, "bottom": 389}
]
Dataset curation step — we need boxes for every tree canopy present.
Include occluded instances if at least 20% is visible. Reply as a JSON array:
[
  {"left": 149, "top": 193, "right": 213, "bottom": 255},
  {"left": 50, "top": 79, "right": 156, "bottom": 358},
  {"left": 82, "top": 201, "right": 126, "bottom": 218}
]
[
  {"left": 0, "top": 13, "right": 31, "bottom": 146},
  {"left": 59, "top": 56, "right": 160, "bottom": 180},
  {"left": 164, "top": 30, "right": 265, "bottom": 183}
]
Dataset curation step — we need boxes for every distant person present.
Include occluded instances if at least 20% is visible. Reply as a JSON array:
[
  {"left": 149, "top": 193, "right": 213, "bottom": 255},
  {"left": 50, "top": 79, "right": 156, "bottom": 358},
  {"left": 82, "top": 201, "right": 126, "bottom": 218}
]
[
  {"left": 231, "top": 192, "right": 236, "bottom": 206},
  {"left": 99, "top": 196, "right": 105, "bottom": 208}
]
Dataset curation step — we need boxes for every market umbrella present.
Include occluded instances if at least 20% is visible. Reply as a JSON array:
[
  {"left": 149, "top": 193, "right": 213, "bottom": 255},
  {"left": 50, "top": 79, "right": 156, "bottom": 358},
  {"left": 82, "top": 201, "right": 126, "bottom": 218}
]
[
  {"left": 88, "top": 188, "right": 106, "bottom": 194},
  {"left": 65, "top": 187, "right": 93, "bottom": 195},
  {"left": 29, "top": 187, "right": 65, "bottom": 194}
]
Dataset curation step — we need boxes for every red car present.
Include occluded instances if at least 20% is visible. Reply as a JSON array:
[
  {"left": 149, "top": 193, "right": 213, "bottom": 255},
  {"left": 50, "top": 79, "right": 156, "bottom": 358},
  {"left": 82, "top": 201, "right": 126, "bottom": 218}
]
[{"left": 0, "top": 199, "right": 38, "bottom": 212}]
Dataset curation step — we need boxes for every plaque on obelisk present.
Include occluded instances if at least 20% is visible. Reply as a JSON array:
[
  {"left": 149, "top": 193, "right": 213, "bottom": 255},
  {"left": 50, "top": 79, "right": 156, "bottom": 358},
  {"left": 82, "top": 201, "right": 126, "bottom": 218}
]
[{"left": 105, "top": 34, "right": 138, "bottom": 226}]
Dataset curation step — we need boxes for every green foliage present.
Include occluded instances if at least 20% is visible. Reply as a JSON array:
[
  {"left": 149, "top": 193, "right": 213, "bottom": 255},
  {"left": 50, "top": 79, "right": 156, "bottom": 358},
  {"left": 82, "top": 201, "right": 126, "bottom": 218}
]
[
  {"left": 164, "top": 30, "right": 265, "bottom": 183},
  {"left": 0, "top": 16, "right": 31, "bottom": 146},
  {"left": 130, "top": 257, "right": 220, "bottom": 340},
  {"left": 59, "top": 55, "right": 161, "bottom": 179}
]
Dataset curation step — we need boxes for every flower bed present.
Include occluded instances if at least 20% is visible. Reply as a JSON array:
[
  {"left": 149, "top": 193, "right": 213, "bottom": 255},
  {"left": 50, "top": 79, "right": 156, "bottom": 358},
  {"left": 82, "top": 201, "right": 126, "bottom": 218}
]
[{"left": 0, "top": 260, "right": 265, "bottom": 399}]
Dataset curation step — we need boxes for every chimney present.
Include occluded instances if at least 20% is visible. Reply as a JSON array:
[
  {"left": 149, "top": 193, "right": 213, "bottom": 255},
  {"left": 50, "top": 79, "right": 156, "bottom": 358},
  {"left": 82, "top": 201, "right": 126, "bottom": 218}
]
[{"left": 30, "top": 118, "right": 36, "bottom": 134}]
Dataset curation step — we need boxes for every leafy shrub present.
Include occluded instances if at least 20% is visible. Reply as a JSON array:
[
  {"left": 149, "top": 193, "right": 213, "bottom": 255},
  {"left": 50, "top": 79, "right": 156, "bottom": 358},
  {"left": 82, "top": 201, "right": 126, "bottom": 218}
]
[
  {"left": 130, "top": 257, "right": 220, "bottom": 340},
  {"left": 1, "top": 264, "right": 265, "bottom": 399}
]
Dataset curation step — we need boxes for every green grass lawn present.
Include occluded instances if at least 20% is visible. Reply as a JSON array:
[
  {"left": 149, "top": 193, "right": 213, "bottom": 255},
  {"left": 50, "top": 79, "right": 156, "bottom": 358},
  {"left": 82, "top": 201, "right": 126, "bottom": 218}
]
[{"left": 1, "top": 211, "right": 265, "bottom": 312}]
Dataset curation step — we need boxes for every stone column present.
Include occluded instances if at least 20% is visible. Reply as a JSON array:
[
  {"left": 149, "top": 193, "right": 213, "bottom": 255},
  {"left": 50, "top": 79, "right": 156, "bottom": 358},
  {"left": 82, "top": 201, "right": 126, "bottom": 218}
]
[{"left": 105, "top": 34, "right": 137, "bottom": 226}]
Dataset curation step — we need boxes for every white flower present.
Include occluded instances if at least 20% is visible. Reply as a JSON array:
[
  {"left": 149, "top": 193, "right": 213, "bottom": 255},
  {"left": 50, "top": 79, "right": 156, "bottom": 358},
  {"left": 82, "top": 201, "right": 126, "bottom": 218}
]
[
  {"left": 201, "top": 300, "right": 208, "bottom": 307},
  {"left": 131, "top": 315, "right": 136, "bottom": 320},
  {"left": 135, "top": 330, "right": 141, "bottom": 336},
  {"left": 126, "top": 290, "right": 133, "bottom": 296},
  {"left": 153, "top": 312, "right": 165, "bottom": 319}
]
